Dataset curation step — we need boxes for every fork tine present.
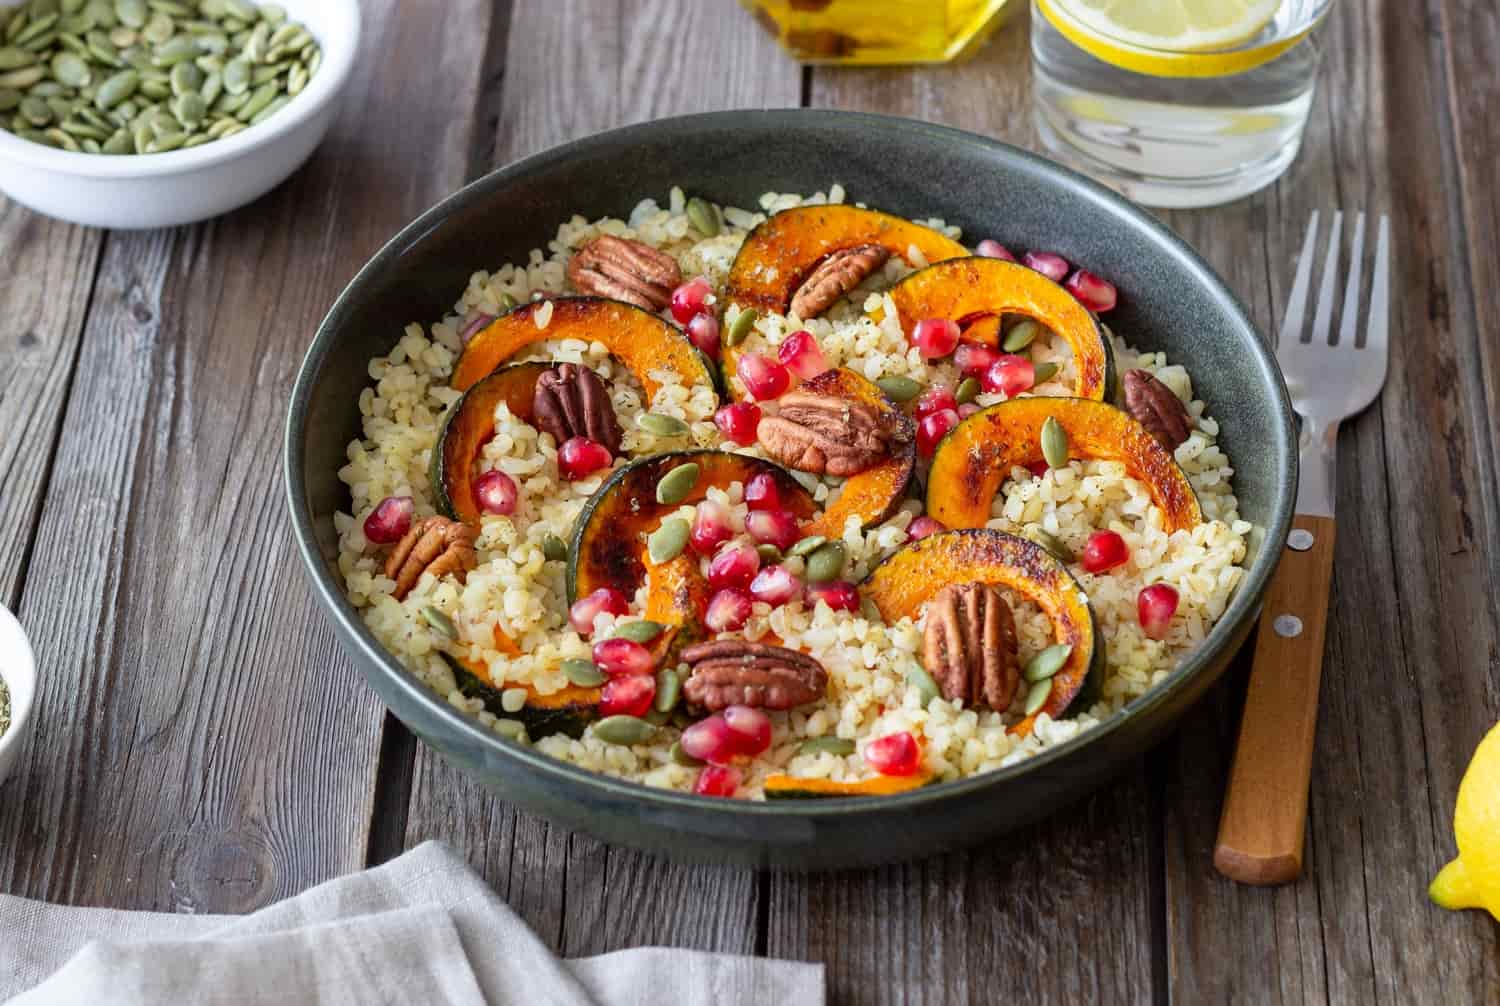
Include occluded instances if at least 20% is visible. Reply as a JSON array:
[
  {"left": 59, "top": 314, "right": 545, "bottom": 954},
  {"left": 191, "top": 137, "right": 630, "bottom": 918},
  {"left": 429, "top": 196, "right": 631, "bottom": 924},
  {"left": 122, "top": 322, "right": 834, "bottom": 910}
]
[
  {"left": 1366, "top": 214, "right": 1391, "bottom": 358},
  {"left": 1311, "top": 210, "right": 1342, "bottom": 345},
  {"left": 1279, "top": 210, "right": 1320, "bottom": 347},
  {"left": 1338, "top": 212, "right": 1366, "bottom": 347}
]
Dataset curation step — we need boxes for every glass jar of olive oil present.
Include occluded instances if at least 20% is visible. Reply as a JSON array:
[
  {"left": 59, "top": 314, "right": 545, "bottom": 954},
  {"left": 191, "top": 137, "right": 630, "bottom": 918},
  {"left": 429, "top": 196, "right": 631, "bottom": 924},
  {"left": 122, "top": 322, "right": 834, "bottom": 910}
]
[{"left": 743, "top": 0, "right": 1014, "bottom": 64}]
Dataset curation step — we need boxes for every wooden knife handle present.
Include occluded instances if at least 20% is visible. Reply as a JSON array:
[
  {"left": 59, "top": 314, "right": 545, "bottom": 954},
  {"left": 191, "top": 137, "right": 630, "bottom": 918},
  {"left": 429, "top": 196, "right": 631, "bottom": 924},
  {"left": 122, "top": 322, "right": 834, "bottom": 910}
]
[{"left": 1214, "top": 514, "right": 1336, "bottom": 886}]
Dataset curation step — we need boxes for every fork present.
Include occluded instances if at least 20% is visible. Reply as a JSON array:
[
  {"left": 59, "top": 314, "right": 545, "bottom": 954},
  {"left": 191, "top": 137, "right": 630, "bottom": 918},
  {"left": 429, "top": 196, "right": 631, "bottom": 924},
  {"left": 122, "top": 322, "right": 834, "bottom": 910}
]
[{"left": 1214, "top": 210, "right": 1391, "bottom": 886}]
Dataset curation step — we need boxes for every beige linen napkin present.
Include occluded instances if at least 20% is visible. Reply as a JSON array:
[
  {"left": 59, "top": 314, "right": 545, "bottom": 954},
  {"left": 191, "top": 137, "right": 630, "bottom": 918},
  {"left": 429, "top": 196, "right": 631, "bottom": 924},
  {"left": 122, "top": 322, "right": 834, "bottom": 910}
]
[{"left": 0, "top": 841, "right": 823, "bottom": 1006}]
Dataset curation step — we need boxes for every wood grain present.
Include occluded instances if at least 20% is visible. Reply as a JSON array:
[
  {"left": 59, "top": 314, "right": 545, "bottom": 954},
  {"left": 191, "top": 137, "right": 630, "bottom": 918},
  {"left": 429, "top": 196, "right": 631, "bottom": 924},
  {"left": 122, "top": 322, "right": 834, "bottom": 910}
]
[
  {"left": 398, "top": 0, "right": 800, "bottom": 957},
  {"left": 0, "top": 0, "right": 496, "bottom": 912}
]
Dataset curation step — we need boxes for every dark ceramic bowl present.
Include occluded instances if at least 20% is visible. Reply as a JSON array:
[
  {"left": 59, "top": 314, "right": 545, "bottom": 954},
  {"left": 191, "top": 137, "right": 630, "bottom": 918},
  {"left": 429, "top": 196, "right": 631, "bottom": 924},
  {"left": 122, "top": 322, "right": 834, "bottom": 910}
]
[{"left": 286, "top": 110, "right": 1296, "bottom": 869}]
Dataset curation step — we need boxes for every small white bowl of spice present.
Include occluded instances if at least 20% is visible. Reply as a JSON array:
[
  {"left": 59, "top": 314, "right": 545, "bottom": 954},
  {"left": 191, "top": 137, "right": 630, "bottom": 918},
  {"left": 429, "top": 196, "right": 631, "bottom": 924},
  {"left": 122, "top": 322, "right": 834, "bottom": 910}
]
[
  {"left": 0, "top": 602, "right": 36, "bottom": 790},
  {"left": 0, "top": 0, "right": 359, "bottom": 229}
]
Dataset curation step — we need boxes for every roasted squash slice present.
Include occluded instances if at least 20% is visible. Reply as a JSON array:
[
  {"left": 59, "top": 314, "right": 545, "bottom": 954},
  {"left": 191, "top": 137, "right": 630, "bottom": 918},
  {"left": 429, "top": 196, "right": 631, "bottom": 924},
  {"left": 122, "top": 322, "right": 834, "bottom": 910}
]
[
  {"left": 441, "top": 652, "right": 599, "bottom": 739},
  {"left": 723, "top": 204, "right": 968, "bottom": 317},
  {"left": 764, "top": 773, "right": 934, "bottom": 799},
  {"left": 889, "top": 258, "right": 1115, "bottom": 401},
  {"left": 567, "top": 450, "right": 816, "bottom": 603},
  {"left": 926, "top": 397, "right": 1201, "bottom": 534},
  {"left": 642, "top": 549, "right": 712, "bottom": 663},
  {"left": 429, "top": 361, "right": 551, "bottom": 522},
  {"left": 862, "top": 529, "right": 1104, "bottom": 735},
  {"left": 793, "top": 367, "right": 917, "bottom": 539},
  {"left": 450, "top": 296, "right": 718, "bottom": 401}
]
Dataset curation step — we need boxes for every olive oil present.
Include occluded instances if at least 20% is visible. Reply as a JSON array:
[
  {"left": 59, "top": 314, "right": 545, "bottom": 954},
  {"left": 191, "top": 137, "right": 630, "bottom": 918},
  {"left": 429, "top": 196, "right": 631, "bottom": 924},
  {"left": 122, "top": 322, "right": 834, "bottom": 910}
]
[{"left": 744, "top": 0, "right": 1014, "bottom": 65}]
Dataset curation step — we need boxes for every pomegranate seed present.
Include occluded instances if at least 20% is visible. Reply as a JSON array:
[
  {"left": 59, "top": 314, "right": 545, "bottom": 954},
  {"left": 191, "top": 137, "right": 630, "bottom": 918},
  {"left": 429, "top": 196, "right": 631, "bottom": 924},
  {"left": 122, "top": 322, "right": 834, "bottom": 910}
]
[
  {"left": 1081, "top": 530, "right": 1131, "bottom": 573},
  {"left": 749, "top": 564, "right": 803, "bottom": 606},
  {"left": 1026, "top": 459, "right": 1050, "bottom": 478},
  {"left": 707, "top": 542, "right": 761, "bottom": 590},
  {"left": 736, "top": 352, "right": 791, "bottom": 401},
  {"left": 914, "top": 385, "right": 958, "bottom": 421},
  {"left": 864, "top": 731, "right": 922, "bottom": 776},
  {"left": 910, "top": 317, "right": 960, "bottom": 359},
  {"left": 975, "top": 239, "right": 1016, "bottom": 261},
  {"left": 917, "top": 408, "right": 960, "bottom": 456},
  {"left": 693, "top": 763, "right": 742, "bottom": 797},
  {"left": 681, "top": 714, "right": 740, "bottom": 765},
  {"left": 714, "top": 402, "right": 761, "bottom": 445},
  {"left": 364, "top": 495, "right": 413, "bottom": 544},
  {"left": 592, "top": 636, "right": 656, "bottom": 677},
  {"left": 600, "top": 674, "right": 656, "bottom": 718},
  {"left": 670, "top": 276, "right": 712, "bottom": 324},
  {"left": 806, "top": 580, "right": 860, "bottom": 612},
  {"left": 777, "top": 330, "right": 830, "bottom": 380},
  {"left": 743, "top": 471, "right": 783, "bottom": 512},
  {"left": 954, "top": 341, "right": 1002, "bottom": 378},
  {"left": 723, "top": 704, "right": 772, "bottom": 756},
  {"left": 568, "top": 587, "right": 628, "bottom": 635},
  {"left": 983, "top": 355, "right": 1035, "bottom": 397},
  {"left": 558, "top": 437, "right": 612, "bottom": 480},
  {"left": 1065, "top": 269, "right": 1117, "bottom": 313},
  {"left": 958, "top": 403, "right": 980, "bottom": 418},
  {"left": 705, "top": 588, "right": 753, "bottom": 632},
  {"left": 686, "top": 312, "right": 721, "bottom": 359},
  {"left": 1023, "top": 251, "right": 1070, "bottom": 282},
  {"left": 689, "top": 500, "right": 735, "bottom": 555},
  {"left": 1138, "top": 583, "right": 1180, "bottom": 640},
  {"left": 473, "top": 470, "right": 519, "bottom": 516},
  {"left": 907, "top": 516, "right": 946, "bottom": 540},
  {"left": 459, "top": 312, "right": 495, "bottom": 345},
  {"left": 746, "top": 509, "right": 802, "bottom": 551}
]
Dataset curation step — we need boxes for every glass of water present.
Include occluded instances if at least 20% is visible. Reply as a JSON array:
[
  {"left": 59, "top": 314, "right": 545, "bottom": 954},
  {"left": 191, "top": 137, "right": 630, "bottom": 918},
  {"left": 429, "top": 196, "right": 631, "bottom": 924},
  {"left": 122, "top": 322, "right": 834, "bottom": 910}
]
[{"left": 1031, "top": 0, "right": 1333, "bottom": 208}]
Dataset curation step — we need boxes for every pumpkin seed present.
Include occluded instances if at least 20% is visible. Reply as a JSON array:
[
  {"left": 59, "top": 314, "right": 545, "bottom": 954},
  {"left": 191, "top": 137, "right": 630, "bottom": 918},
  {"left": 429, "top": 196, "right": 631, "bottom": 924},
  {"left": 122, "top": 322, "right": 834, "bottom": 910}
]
[
  {"left": 637, "top": 412, "right": 690, "bottom": 438},
  {"left": 259, "top": 3, "right": 286, "bottom": 25},
  {"left": 562, "top": 658, "right": 606, "bottom": 688},
  {"left": 859, "top": 597, "right": 883, "bottom": 622},
  {"left": 1040, "top": 415, "right": 1068, "bottom": 469},
  {"left": 0, "top": 89, "right": 20, "bottom": 111},
  {"left": 954, "top": 376, "right": 980, "bottom": 404},
  {"left": 47, "top": 48, "right": 87, "bottom": 85},
  {"left": 1033, "top": 361, "right": 1060, "bottom": 385},
  {"left": 1024, "top": 643, "right": 1072, "bottom": 683},
  {"left": 1023, "top": 677, "right": 1052, "bottom": 716},
  {"left": 614, "top": 620, "right": 664, "bottom": 643},
  {"left": 654, "top": 667, "right": 681, "bottom": 713},
  {"left": 655, "top": 462, "right": 700, "bottom": 505},
  {"left": 593, "top": 715, "right": 657, "bottom": 746},
  {"left": 0, "top": 65, "right": 45, "bottom": 87},
  {"left": 285, "top": 60, "right": 304, "bottom": 95},
  {"left": 18, "top": 94, "right": 50, "bottom": 124},
  {"left": 16, "top": 12, "right": 58, "bottom": 44},
  {"left": 59, "top": 117, "right": 107, "bottom": 138},
  {"left": 170, "top": 89, "right": 203, "bottom": 125},
  {"left": 905, "top": 662, "right": 942, "bottom": 708},
  {"left": 756, "top": 543, "right": 783, "bottom": 563},
  {"left": 168, "top": 59, "right": 199, "bottom": 94},
  {"left": 232, "top": 77, "right": 273, "bottom": 119},
  {"left": 114, "top": 0, "right": 146, "bottom": 29},
  {"left": 152, "top": 34, "right": 196, "bottom": 66},
  {"left": 1003, "top": 319, "right": 1042, "bottom": 352},
  {"left": 99, "top": 126, "right": 130, "bottom": 151},
  {"left": 420, "top": 604, "right": 458, "bottom": 642},
  {"left": 143, "top": 128, "right": 182, "bottom": 151},
  {"left": 787, "top": 535, "right": 827, "bottom": 558},
  {"left": 798, "top": 736, "right": 855, "bottom": 757},
  {"left": 493, "top": 719, "right": 527, "bottom": 743},
  {"left": 246, "top": 91, "right": 283, "bottom": 124},
  {"left": 686, "top": 195, "right": 720, "bottom": 237},
  {"left": 875, "top": 375, "right": 921, "bottom": 402},
  {"left": 541, "top": 533, "right": 568, "bottom": 562},
  {"left": 725, "top": 308, "right": 757, "bottom": 346},
  {"left": 804, "top": 541, "right": 846, "bottom": 583},
  {"left": 1028, "top": 528, "right": 1073, "bottom": 563},
  {"left": 0, "top": 47, "right": 34, "bottom": 70},
  {"left": 93, "top": 66, "right": 136, "bottom": 107},
  {"left": 141, "top": 11, "right": 171, "bottom": 45},
  {"left": 647, "top": 517, "right": 690, "bottom": 564},
  {"left": 670, "top": 741, "right": 704, "bottom": 767}
]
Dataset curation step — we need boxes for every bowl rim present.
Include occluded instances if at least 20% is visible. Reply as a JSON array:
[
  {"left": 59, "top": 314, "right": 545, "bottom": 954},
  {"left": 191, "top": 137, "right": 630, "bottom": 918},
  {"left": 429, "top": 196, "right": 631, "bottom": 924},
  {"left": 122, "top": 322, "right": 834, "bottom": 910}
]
[
  {"left": 285, "top": 108, "right": 1297, "bottom": 819},
  {"left": 0, "top": 602, "right": 37, "bottom": 763},
  {"left": 0, "top": 0, "right": 360, "bottom": 178}
]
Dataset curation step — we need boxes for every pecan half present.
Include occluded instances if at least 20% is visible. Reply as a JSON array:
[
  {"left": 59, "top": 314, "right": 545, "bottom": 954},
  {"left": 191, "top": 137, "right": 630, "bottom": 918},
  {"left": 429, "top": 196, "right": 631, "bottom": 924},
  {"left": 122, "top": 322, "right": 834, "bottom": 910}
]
[
  {"left": 756, "top": 388, "right": 898, "bottom": 477},
  {"left": 384, "top": 517, "right": 478, "bottom": 601},
  {"left": 567, "top": 235, "right": 682, "bottom": 312},
  {"left": 533, "top": 363, "right": 623, "bottom": 452},
  {"left": 923, "top": 583, "right": 1020, "bottom": 710},
  {"left": 1122, "top": 369, "right": 1194, "bottom": 450},
  {"left": 681, "top": 640, "right": 828, "bottom": 712},
  {"left": 789, "top": 244, "right": 890, "bottom": 319}
]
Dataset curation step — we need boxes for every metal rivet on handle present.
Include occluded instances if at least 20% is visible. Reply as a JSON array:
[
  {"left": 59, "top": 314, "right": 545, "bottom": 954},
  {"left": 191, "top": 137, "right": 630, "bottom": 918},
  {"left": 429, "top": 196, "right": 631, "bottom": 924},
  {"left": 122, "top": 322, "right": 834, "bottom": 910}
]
[
  {"left": 1274, "top": 614, "right": 1303, "bottom": 638},
  {"left": 1287, "top": 529, "right": 1315, "bottom": 551}
]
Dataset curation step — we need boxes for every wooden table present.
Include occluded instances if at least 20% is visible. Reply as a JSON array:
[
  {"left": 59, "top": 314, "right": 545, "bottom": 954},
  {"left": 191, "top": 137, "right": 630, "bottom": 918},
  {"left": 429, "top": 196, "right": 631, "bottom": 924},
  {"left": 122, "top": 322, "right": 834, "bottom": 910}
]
[{"left": 2, "top": 1, "right": 1496, "bottom": 1001}]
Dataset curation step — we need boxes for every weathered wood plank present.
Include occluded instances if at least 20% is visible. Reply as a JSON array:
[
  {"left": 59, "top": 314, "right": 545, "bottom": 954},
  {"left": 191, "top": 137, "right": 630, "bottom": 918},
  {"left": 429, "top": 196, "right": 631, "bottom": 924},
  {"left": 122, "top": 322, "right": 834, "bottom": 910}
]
[
  {"left": 399, "top": 0, "right": 799, "bottom": 956},
  {"left": 0, "top": 0, "right": 494, "bottom": 911},
  {"left": 0, "top": 211, "right": 102, "bottom": 609},
  {"left": 1163, "top": 0, "right": 1500, "bottom": 1001}
]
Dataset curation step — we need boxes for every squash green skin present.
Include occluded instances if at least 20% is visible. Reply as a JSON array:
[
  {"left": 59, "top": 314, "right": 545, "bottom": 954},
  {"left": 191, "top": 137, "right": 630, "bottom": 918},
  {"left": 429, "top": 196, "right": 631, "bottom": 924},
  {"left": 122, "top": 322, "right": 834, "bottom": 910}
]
[
  {"left": 763, "top": 773, "right": 936, "bottom": 799},
  {"left": 925, "top": 397, "right": 1201, "bottom": 534},
  {"left": 566, "top": 450, "right": 817, "bottom": 604},
  {"left": 861, "top": 529, "right": 1105, "bottom": 735},
  {"left": 429, "top": 361, "right": 551, "bottom": 522},
  {"left": 440, "top": 652, "right": 599, "bottom": 739}
]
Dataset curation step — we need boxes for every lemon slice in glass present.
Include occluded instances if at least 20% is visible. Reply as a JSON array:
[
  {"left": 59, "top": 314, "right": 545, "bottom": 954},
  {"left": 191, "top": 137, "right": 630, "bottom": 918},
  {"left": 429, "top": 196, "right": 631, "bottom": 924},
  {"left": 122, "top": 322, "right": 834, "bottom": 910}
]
[{"left": 1062, "top": 0, "right": 1282, "bottom": 52}]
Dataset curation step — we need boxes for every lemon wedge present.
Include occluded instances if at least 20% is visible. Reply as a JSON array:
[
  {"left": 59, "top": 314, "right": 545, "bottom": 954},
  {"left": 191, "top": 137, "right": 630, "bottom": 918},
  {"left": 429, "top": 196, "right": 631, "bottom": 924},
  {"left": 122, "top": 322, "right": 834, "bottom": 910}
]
[
  {"left": 1431, "top": 722, "right": 1500, "bottom": 920},
  {"left": 1059, "top": 0, "right": 1282, "bottom": 53}
]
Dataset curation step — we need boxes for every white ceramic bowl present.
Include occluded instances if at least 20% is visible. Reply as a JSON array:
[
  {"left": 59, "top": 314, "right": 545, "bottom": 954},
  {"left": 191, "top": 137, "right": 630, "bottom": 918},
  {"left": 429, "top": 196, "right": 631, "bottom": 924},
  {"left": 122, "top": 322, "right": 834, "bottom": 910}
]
[
  {"left": 0, "top": 603, "right": 36, "bottom": 790},
  {"left": 0, "top": 0, "right": 359, "bottom": 229}
]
